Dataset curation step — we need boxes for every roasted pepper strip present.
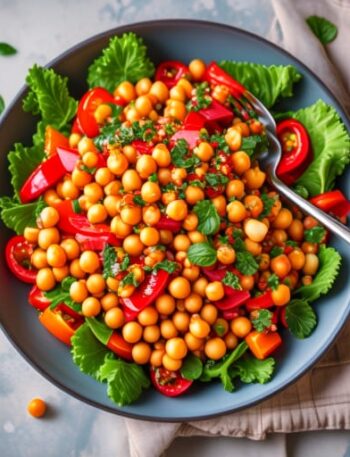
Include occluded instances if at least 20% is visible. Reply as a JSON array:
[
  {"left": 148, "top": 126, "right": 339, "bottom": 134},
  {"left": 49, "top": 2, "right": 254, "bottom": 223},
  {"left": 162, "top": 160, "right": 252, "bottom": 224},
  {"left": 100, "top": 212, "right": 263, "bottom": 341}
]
[{"left": 245, "top": 330, "right": 282, "bottom": 360}]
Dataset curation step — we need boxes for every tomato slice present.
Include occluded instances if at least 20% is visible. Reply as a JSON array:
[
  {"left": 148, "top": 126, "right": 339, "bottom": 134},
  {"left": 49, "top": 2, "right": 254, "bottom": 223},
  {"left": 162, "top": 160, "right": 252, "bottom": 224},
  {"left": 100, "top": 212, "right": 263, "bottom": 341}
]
[
  {"left": 155, "top": 61, "right": 189, "bottom": 88},
  {"left": 77, "top": 87, "right": 121, "bottom": 138},
  {"left": 5, "top": 236, "right": 37, "bottom": 283},
  {"left": 150, "top": 367, "right": 193, "bottom": 397},
  {"left": 28, "top": 285, "right": 51, "bottom": 311},
  {"left": 107, "top": 333, "right": 133, "bottom": 361},
  {"left": 245, "top": 291, "right": 274, "bottom": 312},
  {"left": 276, "top": 119, "right": 312, "bottom": 185},
  {"left": 310, "top": 190, "right": 350, "bottom": 218},
  {"left": 38, "top": 307, "right": 78, "bottom": 346}
]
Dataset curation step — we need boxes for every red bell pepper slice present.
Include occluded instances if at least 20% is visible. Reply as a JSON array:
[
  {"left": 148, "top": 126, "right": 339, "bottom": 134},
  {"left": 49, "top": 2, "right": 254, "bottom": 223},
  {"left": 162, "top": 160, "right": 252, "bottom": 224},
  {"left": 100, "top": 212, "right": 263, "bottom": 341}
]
[
  {"left": 28, "top": 285, "right": 51, "bottom": 311},
  {"left": 222, "top": 309, "right": 241, "bottom": 320},
  {"left": 131, "top": 140, "right": 153, "bottom": 155},
  {"left": 205, "top": 62, "right": 245, "bottom": 99},
  {"left": 280, "top": 307, "right": 288, "bottom": 328},
  {"left": 38, "top": 307, "right": 78, "bottom": 346},
  {"left": 155, "top": 215, "right": 182, "bottom": 232},
  {"left": 71, "top": 117, "right": 83, "bottom": 134},
  {"left": 155, "top": 61, "right": 189, "bottom": 88},
  {"left": 276, "top": 119, "right": 312, "bottom": 185},
  {"left": 120, "top": 270, "right": 169, "bottom": 313},
  {"left": 199, "top": 99, "right": 233, "bottom": 125},
  {"left": 86, "top": 317, "right": 132, "bottom": 360},
  {"left": 77, "top": 87, "right": 124, "bottom": 138},
  {"left": 183, "top": 111, "right": 206, "bottom": 130},
  {"left": 171, "top": 129, "right": 201, "bottom": 149},
  {"left": 246, "top": 330, "right": 282, "bottom": 360},
  {"left": 246, "top": 291, "right": 274, "bottom": 312},
  {"left": 150, "top": 367, "right": 193, "bottom": 397},
  {"left": 5, "top": 235, "right": 37, "bottom": 283},
  {"left": 75, "top": 232, "right": 121, "bottom": 251},
  {"left": 56, "top": 147, "right": 80, "bottom": 172},
  {"left": 215, "top": 290, "right": 251, "bottom": 311},
  {"left": 310, "top": 190, "right": 350, "bottom": 218}
]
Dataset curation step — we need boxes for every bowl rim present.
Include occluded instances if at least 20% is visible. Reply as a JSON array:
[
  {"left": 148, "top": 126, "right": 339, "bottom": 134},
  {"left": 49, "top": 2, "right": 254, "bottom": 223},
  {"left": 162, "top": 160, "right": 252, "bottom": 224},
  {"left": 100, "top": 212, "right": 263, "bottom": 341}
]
[{"left": 1, "top": 18, "right": 350, "bottom": 422}]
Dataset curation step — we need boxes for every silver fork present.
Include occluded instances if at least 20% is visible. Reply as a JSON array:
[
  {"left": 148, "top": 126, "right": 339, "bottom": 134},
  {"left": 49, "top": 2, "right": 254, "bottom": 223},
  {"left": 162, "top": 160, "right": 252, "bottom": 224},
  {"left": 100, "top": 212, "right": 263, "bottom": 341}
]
[{"left": 242, "top": 92, "right": 350, "bottom": 245}]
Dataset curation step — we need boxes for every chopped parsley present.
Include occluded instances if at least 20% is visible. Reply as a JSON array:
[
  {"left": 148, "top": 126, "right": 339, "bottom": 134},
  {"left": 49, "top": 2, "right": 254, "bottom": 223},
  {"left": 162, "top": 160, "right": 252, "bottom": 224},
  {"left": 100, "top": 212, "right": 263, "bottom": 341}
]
[
  {"left": 102, "top": 245, "right": 117, "bottom": 279},
  {"left": 251, "top": 309, "right": 273, "bottom": 332},
  {"left": 222, "top": 271, "right": 241, "bottom": 290},
  {"left": 187, "top": 82, "right": 212, "bottom": 111},
  {"left": 304, "top": 226, "right": 326, "bottom": 243},
  {"left": 259, "top": 193, "right": 277, "bottom": 219},
  {"left": 171, "top": 139, "right": 200, "bottom": 169},
  {"left": 267, "top": 273, "right": 279, "bottom": 290}
]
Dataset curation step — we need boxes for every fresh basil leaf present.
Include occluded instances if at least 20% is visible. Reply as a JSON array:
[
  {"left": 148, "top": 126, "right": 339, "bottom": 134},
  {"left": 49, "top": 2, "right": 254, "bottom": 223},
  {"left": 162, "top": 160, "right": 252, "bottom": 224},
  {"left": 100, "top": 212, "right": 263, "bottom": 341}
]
[
  {"left": 0, "top": 42, "right": 17, "bottom": 56},
  {"left": 267, "top": 273, "right": 279, "bottom": 291},
  {"left": 87, "top": 33, "right": 155, "bottom": 92},
  {"left": 285, "top": 299, "right": 317, "bottom": 339},
  {"left": 171, "top": 139, "right": 200, "bottom": 169},
  {"left": 153, "top": 260, "right": 179, "bottom": 274},
  {"left": 270, "top": 246, "right": 284, "bottom": 258},
  {"left": 235, "top": 251, "right": 259, "bottom": 275},
  {"left": 133, "top": 195, "right": 146, "bottom": 207},
  {"left": 193, "top": 200, "right": 220, "bottom": 235},
  {"left": 181, "top": 354, "right": 203, "bottom": 380},
  {"left": 205, "top": 173, "right": 229, "bottom": 188},
  {"left": 304, "top": 226, "right": 326, "bottom": 243},
  {"left": 120, "top": 272, "right": 139, "bottom": 287},
  {"left": 306, "top": 16, "right": 338, "bottom": 45},
  {"left": 187, "top": 242, "right": 217, "bottom": 267}
]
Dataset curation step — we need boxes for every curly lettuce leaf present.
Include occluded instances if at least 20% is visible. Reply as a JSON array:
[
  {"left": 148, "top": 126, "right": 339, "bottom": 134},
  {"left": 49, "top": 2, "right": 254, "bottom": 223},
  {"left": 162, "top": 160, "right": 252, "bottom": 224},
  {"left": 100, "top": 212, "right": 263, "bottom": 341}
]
[
  {"left": 294, "top": 100, "right": 350, "bottom": 196},
  {"left": 296, "top": 245, "right": 342, "bottom": 303},
  {"left": 219, "top": 61, "right": 301, "bottom": 108},
  {"left": 87, "top": 33, "right": 155, "bottom": 92},
  {"left": 0, "top": 197, "right": 45, "bottom": 234},
  {"left": 23, "top": 64, "right": 77, "bottom": 135},
  {"left": 8, "top": 143, "right": 44, "bottom": 196}
]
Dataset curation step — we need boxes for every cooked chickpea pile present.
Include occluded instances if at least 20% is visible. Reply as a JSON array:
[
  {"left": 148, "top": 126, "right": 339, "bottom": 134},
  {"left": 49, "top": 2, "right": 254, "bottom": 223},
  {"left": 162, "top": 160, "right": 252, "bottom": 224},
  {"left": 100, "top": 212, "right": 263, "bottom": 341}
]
[{"left": 23, "top": 58, "right": 323, "bottom": 371}]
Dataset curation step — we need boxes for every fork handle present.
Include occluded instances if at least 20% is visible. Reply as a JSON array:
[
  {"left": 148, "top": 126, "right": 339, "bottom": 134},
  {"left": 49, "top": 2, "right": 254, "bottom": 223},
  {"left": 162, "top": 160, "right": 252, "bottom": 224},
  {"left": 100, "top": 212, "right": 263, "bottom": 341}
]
[{"left": 270, "top": 175, "right": 350, "bottom": 245}]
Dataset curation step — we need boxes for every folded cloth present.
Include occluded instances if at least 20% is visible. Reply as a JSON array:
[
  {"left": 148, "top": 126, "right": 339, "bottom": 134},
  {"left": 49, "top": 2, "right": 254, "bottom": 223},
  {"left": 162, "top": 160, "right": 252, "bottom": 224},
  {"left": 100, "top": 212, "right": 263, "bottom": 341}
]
[{"left": 125, "top": 1, "right": 350, "bottom": 455}]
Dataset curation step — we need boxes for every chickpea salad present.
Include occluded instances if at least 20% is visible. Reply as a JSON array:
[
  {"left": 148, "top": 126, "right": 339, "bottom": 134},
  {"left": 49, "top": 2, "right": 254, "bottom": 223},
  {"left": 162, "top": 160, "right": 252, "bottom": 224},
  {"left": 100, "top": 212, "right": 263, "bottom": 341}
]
[{"left": 1, "top": 33, "right": 349, "bottom": 406}]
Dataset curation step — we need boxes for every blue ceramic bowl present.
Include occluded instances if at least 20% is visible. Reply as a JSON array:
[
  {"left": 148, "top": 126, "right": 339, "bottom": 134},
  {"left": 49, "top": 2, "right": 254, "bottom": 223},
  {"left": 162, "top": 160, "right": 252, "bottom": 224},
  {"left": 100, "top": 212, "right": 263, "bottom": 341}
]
[{"left": 1, "top": 20, "right": 349, "bottom": 421}]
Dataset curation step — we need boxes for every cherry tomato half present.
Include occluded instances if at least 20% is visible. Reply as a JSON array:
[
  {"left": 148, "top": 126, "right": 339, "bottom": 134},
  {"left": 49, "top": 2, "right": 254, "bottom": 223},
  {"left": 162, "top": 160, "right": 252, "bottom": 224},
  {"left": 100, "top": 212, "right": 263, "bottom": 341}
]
[
  {"left": 155, "top": 61, "right": 189, "bottom": 88},
  {"left": 276, "top": 119, "right": 312, "bottom": 185},
  {"left": 28, "top": 285, "right": 51, "bottom": 311},
  {"left": 5, "top": 235, "right": 37, "bottom": 283},
  {"left": 150, "top": 367, "right": 193, "bottom": 397},
  {"left": 77, "top": 87, "right": 124, "bottom": 138}
]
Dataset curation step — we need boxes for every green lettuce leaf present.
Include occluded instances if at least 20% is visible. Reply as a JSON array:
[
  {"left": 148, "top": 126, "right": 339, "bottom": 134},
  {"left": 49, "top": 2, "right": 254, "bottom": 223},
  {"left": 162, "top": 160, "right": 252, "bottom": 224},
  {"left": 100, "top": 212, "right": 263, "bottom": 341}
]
[
  {"left": 23, "top": 64, "right": 77, "bottom": 135},
  {"left": 296, "top": 245, "right": 342, "bottom": 303},
  {"left": 87, "top": 33, "right": 155, "bottom": 92},
  {"left": 219, "top": 61, "right": 302, "bottom": 108},
  {"left": 71, "top": 323, "right": 109, "bottom": 381},
  {"left": 8, "top": 143, "right": 44, "bottom": 196},
  {"left": 294, "top": 100, "right": 350, "bottom": 196},
  {"left": 0, "top": 197, "right": 45, "bottom": 234},
  {"left": 99, "top": 354, "right": 150, "bottom": 406}
]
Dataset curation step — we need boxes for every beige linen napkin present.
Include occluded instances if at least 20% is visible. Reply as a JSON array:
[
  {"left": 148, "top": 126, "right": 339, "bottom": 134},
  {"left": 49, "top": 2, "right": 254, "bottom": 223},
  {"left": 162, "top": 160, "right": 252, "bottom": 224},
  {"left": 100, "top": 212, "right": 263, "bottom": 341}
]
[{"left": 125, "top": 1, "right": 350, "bottom": 455}]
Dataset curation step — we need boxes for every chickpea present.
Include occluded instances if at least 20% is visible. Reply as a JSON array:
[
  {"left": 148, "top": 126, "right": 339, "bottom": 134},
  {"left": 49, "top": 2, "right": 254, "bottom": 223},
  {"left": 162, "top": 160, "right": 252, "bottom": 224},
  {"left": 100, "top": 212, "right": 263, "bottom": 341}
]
[
  {"left": 162, "top": 354, "right": 182, "bottom": 371},
  {"left": 69, "top": 280, "right": 88, "bottom": 303},
  {"left": 231, "top": 317, "right": 252, "bottom": 338},
  {"left": 23, "top": 227, "right": 39, "bottom": 245},
  {"left": 122, "top": 322, "right": 143, "bottom": 344},
  {"left": 165, "top": 337, "right": 187, "bottom": 360},
  {"left": 245, "top": 239, "right": 262, "bottom": 256},
  {"left": 205, "top": 338, "right": 226, "bottom": 360},
  {"left": 271, "top": 254, "right": 292, "bottom": 278},
  {"left": 82, "top": 297, "right": 101, "bottom": 317},
  {"left": 87, "top": 204, "right": 108, "bottom": 224},
  {"left": 58, "top": 240, "right": 79, "bottom": 262},
  {"left": 183, "top": 213, "right": 198, "bottom": 231},
  {"left": 78, "top": 137, "right": 97, "bottom": 155},
  {"left": 244, "top": 167, "right": 266, "bottom": 190},
  {"left": 122, "top": 234, "right": 144, "bottom": 256},
  {"left": 152, "top": 144, "right": 171, "bottom": 167},
  {"left": 212, "top": 195, "right": 227, "bottom": 217},
  {"left": 72, "top": 168, "right": 92, "bottom": 188},
  {"left": 110, "top": 215, "right": 133, "bottom": 238},
  {"left": 271, "top": 284, "right": 291, "bottom": 307},
  {"left": 120, "top": 206, "right": 142, "bottom": 225},
  {"left": 142, "top": 205, "right": 161, "bottom": 226},
  {"left": 102, "top": 195, "right": 118, "bottom": 217},
  {"left": 100, "top": 293, "right": 118, "bottom": 311},
  {"left": 61, "top": 180, "right": 79, "bottom": 200},
  {"left": 272, "top": 229, "right": 288, "bottom": 245},
  {"left": 82, "top": 151, "right": 99, "bottom": 168},
  {"left": 52, "top": 265, "right": 69, "bottom": 282},
  {"left": 172, "top": 311, "right": 190, "bottom": 332},
  {"left": 302, "top": 275, "right": 313, "bottom": 286},
  {"left": 38, "top": 228, "right": 60, "bottom": 250},
  {"left": 173, "top": 234, "right": 191, "bottom": 252},
  {"left": 177, "top": 78, "right": 193, "bottom": 97},
  {"left": 225, "top": 332, "right": 238, "bottom": 350},
  {"left": 94, "top": 103, "right": 112, "bottom": 123},
  {"left": 301, "top": 242, "right": 319, "bottom": 254},
  {"left": 135, "top": 77, "right": 152, "bottom": 95},
  {"left": 259, "top": 253, "right": 270, "bottom": 271},
  {"left": 240, "top": 275, "right": 255, "bottom": 291},
  {"left": 143, "top": 325, "right": 161, "bottom": 343},
  {"left": 150, "top": 349, "right": 165, "bottom": 367},
  {"left": 159, "top": 229, "right": 173, "bottom": 245},
  {"left": 46, "top": 244, "right": 67, "bottom": 268},
  {"left": 166, "top": 100, "right": 187, "bottom": 121},
  {"left": 107, "top": 153, "right": 129, "bottom": 176},
  {"left": 171, "top": 167, "right": 187, "bottom": 185},
  {"left": 288, "top": 219, "right": 304, "bottom": 241},
  {"left": 132, "top": 342, "right": 151, "bottom": 365},
  {"left": 288, "top": 249, "right": 306, "bottom": 270},
  {"left": 194, "top": 142, "right": 214, "bottom": 162},
  {"left": 225, "top": 128, "right": 242, "bottom": 151},
  {"left": 43, "top": 189, "right": 61, "bottom": 207},
  {"left": 138, "top": 227, "right": 159, "bottom": 247},
  {"left": 149, "top": 81, "right": 169, "bottom": 103},
  {"left": 168, "top": 277, "right": 191, "bottom": 299},
  {"left": 303, "top": 253, "right": 319, "bottom": 275},
  {"left": 85, "top": 274, "right": 105, "bottom": 295},
  {"left": 94, "top": 168, "right": 113, "bottom": 187},
  {"left": 141, "top": 181, "right": 161, "bottom": 203},
  {"left": 217, "top": 245, "right": 236, "bottom": 265},
  {"left": 136, "top": 155, "right": 157, "bottom": 179},
  {"left": 199, "top": 303, "right": 218, "bottom": 325},
  {"left": 156, "top": 294, "right": 176, "bottom": 315},
  {"left": 188, "top": 58, "right": 206, "bottom": 80},
  {"left": 122, "top": 145, "right": 137, "bottom": 164},
  {"left": 69, "top": 133, "right": 81, "bottom": 148},
  {"left": 116, "top": 81, "right": 136, "bottom": 102},
  {"left": 193, "top": 277, "right": 209, "bottom": 297},
  {"left": 184, "top": 332, "right": 204, "bottom": 351},
  {"left": 185, "top": 185, "right": 205, "bottom": 205},
  {"left": 39, "top": 207, "right": 59, "bottom": 228},
  {"left": 135, "top": 95, "right": 153, "bottom": 116},
  {"left": 227, "top": 200, "right": 247, "bottom": 223},
  {"left": 69, "top": 258, "right": 86, "bottom": 279},
  {"left": 165, "top": 200, "right": 188, "bottom": 221},
  {"left": 233, "top": 122, "right": 250, "bottom": 137},
  {"left": 249, "top": 120, "right": 263, "bottom": 134},
  {"left": 27, "top": 398, "right": 47, "bottom": 418},
  {"left": 160, "top": 319, "right": 178, "bottom": 339},
  {"left": 182, "top": 266, "right": 200, "bottom": 282},
  {"left": 205, "top": 281, "right": 225, "bottom": 302},
  {"left": 226, "top": 179, "right": 245, "bottom": 199},
  {"left": 184, "top": 293, "right": 203, "bottom": 313},
  {"left": 158, "top": 167, "right": 172, "bottom": 185},
  {"left": 304, "top": 216, "right": 318, "bottom": 230},
  {"left": 272, "top": 208, "right": 293, "bottom": 229},
  {"left": 138, "top": 307, "right": 159, "bottom": 326},
  {"left": 212, "top": 84, "right": 230, "bottom": 104},
  {"left": 187, "top": 231, "right": 206, "bottom": 244},
  {"left": 189, "top": 315, "right": 210, "bottom": 338},
  {"left": 79, "top": 250, "right": 100, "bottom": 274},
  {"left": 244, "top": 195, "right": 263, "bottom": 218},
  {"left": 106, "top": 277, "right": 119, "bottom": 292},
  {"left": 231, "top": 151, "right": 251, "bottom": 175},
  {"left": 84, "top": 182, "right": 104, "bottom": 203},
  {"left": 36, "top": 268, "right": 56, "bottom": 291}
]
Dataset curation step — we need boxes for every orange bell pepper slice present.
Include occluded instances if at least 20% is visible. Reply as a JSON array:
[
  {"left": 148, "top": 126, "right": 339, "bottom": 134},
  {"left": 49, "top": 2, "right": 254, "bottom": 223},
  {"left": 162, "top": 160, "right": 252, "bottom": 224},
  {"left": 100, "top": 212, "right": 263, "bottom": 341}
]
[
  {"left": 38, "top": 307, "right": 76, "bottom": 346},
  {"left": 44, "top": 126, "right": 69, "bottom": 157},
  {"left": 245, "top": 330, "right": 282, "bottom": 360}
]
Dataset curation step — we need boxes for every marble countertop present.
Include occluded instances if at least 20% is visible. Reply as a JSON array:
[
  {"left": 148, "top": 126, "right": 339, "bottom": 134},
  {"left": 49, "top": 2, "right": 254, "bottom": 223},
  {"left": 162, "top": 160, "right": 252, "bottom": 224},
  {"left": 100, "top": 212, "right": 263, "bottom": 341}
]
[{"left": 1, "top": 1, "right": 350, "bottom": 456}]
